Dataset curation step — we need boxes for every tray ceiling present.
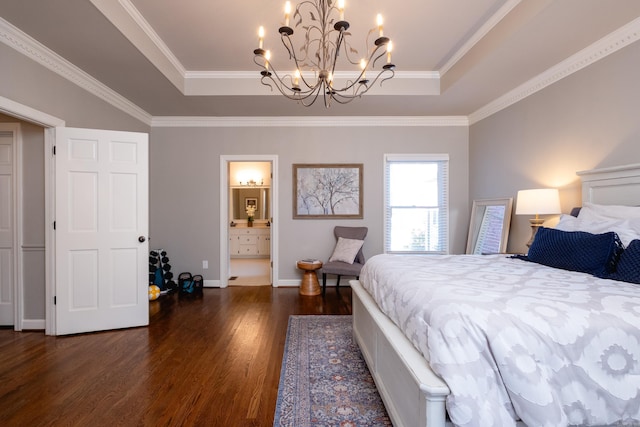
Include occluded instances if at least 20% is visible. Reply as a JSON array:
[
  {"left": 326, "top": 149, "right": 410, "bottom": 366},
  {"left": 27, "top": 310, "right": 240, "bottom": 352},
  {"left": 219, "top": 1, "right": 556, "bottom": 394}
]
[{"left": 1, "top": 0, "right": 639, "bottom": 119}]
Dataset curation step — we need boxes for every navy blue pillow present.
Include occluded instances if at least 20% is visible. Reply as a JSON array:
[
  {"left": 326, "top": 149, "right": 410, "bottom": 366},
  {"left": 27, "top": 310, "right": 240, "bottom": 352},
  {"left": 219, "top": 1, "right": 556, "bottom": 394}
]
[
  {"left": 606, "top": 239, "right": 640, "bottom": 284},
  {"left": 526, "top": 227, "right": 623, "bottom": 276}
]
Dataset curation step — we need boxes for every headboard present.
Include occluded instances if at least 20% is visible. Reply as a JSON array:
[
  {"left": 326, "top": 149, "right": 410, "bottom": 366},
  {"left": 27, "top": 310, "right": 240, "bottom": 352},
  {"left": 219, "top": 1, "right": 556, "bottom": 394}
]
[{"left": 577, "top": 163, "right": 640, "bottom": 205}]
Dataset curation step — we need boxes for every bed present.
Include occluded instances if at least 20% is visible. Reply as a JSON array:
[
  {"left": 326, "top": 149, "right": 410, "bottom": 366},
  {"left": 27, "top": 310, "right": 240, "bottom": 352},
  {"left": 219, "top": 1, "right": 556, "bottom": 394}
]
[{"left": 350, "top": 163, "right": 640, "bottom": 427}]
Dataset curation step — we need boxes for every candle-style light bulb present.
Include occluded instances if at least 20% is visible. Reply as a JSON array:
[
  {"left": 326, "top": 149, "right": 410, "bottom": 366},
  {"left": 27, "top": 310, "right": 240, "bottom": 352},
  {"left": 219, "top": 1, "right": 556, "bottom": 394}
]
[
  {"left": 284, "top": 1, "right": 291, "bottom": 26},
  {"left": 258, "top": 26, "right": 265, "bottom": 49},
  {"left": 377, "top": 14, "right": 384, "bottom": 37},
  {"left": 265, "top": 50, "right": 271, "bottom": 70},
  {"left": 360, "top": 58, "right": 367, "bottom": 78},
  {"left": 294, "top": 69, "right": 301, "bottom": 87},
  {"left": 338, "top": 0, "right": 345, "bottom": 21},
  {"left": 387, "top": 41, "right": 393, "bottom": 63}
]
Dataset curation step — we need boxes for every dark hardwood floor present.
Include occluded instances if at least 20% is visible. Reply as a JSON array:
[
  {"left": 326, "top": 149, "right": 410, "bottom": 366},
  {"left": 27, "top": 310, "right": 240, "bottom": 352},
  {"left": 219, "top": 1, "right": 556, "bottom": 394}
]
[{"left": 0, "top": 286, "right": 352, "bottom": 426}]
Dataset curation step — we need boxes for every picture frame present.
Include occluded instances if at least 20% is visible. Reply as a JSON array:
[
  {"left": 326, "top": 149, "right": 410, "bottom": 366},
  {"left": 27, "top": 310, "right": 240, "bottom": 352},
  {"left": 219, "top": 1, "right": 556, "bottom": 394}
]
[
  {"left": 245, "top": 197, "right": 258, "bottom": 210},
  {"left": 465, "top": 198, "right": 513, "bottom": 254},
  {"left": 293, "top": 163, "right": 363, "bottom": 219}
]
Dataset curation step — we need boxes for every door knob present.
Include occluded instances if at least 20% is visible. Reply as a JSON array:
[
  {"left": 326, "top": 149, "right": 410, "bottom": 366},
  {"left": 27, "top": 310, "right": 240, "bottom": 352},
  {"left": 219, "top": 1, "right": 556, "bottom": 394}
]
[{"left": 138, "top": 236, "right": 146, "bottom": 243}]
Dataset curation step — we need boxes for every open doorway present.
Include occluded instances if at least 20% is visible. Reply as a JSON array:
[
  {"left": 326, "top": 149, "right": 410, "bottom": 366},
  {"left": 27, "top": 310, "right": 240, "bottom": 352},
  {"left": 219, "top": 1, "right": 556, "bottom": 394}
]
[
  {"left": 0, "top": 99, "right": 65, "bottom": 334},
  {"left": 0, "top": 119, "right": 48, "bottom": 331},
  {"left": 219, "top": 155, "right": 279, "bottom": 288},
  {"left": 228, "top": 161, "right": 271, "bottom": 286}
]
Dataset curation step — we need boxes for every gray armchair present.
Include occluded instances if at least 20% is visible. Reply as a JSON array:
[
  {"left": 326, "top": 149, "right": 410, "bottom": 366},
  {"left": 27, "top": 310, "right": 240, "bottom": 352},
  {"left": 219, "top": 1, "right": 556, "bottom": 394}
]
[{"left": 320, "top": 226, "right": 368, "bottom": 295}]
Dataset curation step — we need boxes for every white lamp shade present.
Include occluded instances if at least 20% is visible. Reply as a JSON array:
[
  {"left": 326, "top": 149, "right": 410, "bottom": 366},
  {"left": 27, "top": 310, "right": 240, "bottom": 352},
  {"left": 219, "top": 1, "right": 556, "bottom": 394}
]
[{"left": 515, "top": 188, "right": 561, "bottom": 215}]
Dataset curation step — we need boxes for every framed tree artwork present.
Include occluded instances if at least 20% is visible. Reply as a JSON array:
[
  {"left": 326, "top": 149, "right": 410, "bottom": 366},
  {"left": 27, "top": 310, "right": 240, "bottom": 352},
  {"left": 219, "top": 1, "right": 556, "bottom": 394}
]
[{"left": 293, "top": 163, "right": 363, "bottom": 219}]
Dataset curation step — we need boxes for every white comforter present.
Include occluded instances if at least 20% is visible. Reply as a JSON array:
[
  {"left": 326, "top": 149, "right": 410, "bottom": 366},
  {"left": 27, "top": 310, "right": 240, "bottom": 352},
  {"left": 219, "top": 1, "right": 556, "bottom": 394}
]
[{"left": 360, "top": 254, "right": 640, "bottom": 427}]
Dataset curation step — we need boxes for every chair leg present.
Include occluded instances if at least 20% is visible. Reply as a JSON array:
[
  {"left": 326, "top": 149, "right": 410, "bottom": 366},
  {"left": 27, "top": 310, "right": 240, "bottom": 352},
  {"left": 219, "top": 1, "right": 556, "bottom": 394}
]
[
  {"left": 322, "top": 273, "right": 327, "bottom": 295},
  {"left": 336, "top": 275, "right": 341, "bottom": 290}
]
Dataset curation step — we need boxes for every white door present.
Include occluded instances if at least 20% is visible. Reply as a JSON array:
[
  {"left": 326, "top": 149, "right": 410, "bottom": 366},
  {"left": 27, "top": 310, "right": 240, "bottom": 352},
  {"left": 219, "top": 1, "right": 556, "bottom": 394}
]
[
  {"left": 55, "top": 127, "right": 148, "bottom": 335},
  {"left": 0, "top": 130, "right": 15, "bottom": 325}
]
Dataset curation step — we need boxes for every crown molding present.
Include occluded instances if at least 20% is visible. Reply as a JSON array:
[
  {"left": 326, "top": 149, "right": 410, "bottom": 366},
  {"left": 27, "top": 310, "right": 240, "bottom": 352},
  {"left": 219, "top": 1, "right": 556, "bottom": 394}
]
[
  {"left": 91, "top": 0, "right": 441, "bottom": 96},
  {"left": 151, "top": 116, "right": 469, "bottom": 128},
  {"left": 183, "top": 70, "right": 441, "bottom": 96},
  {"left": 90, "top": 0, "right": 185, "bottom": 93},
  {"left": 469, "top": 16, "right": 640, "bottom": 125},
  {"left": 184, "top": 71, "right": 439, "bottom": 80},
  {"left": 118, "top": 0, "right": 186, "bottom": 76},
  {"left": 0, "top": 17, "right": 152, "bottom": 126},
  {"left": 439, "top": 0, "right": 522, "bottom": 76}
]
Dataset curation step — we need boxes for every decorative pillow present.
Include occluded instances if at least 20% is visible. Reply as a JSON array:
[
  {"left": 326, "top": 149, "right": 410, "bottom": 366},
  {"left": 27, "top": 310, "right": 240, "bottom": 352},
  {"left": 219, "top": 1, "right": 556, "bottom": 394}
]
[
  {"left": 527, "top": 227, "right": 623, "bottom": 276},
  {"left": 606, "top": 239, "right": 640, "bottom": 284},
  {"left": 328, "top": 237, "right": 365, "bottom": 264},
  {"left": 555, "top": 214, "right": 640, "bottom": 247}
]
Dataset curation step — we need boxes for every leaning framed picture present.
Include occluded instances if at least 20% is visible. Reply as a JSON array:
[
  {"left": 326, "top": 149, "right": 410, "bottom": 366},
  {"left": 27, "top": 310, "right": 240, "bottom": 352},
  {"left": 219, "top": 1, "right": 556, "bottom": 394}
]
[{"left": 293, "top": 163, "right": 363, "bottom": 219}]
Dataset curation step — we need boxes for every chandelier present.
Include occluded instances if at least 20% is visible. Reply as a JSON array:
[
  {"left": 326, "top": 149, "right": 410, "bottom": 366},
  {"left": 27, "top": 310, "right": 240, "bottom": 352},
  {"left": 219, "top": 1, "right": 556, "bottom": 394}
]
[{"left": 253, "top": 0, "right": 395, "bottom": 108}]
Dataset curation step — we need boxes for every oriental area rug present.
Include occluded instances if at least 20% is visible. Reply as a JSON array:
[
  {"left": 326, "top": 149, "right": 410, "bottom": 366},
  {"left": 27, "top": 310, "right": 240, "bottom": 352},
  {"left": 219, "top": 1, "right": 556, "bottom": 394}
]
[{"left": 273, "top": 315, "right": 391, "bottom": 427}]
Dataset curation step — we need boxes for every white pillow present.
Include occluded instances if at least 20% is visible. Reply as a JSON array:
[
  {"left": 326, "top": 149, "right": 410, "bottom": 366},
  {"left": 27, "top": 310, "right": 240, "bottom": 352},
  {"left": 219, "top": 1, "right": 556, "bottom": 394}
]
[
  {"left": 555, "top": 213, "right": 640, "bottom": 247},
  {"left": 578, "top": 202, "right": 640, "bottom": 220},
  {"left": 555, "top": 214, "right": 581, "bottom": 231},
  {"left": 328, "top": 237, "right": 364, "bottom": 264}
]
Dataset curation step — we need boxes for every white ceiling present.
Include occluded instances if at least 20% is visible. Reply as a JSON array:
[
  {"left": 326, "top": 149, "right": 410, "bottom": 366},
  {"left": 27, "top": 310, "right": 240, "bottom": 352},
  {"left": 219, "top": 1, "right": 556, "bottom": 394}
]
[{"left": 1, "top": 0, "right": 640, "bottom": 119}]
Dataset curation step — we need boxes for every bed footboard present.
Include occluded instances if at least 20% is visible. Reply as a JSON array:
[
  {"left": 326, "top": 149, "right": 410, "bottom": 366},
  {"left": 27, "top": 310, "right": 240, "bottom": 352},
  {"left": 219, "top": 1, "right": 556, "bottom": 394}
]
[{"left": 350, "top": 280, "right": 450, "bottom": 427}]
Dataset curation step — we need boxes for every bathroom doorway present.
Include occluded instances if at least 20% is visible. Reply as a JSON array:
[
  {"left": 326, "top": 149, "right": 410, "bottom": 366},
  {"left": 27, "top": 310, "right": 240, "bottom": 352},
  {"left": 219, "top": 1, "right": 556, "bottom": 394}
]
[{"left": 220, "top": 156, "right": 278, "bottom": 288}]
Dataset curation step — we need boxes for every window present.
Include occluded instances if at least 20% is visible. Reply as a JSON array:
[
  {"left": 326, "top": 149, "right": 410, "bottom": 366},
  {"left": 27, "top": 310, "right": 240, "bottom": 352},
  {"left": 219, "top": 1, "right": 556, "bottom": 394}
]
[{"left": 384, "top": 154, "right": 449, "bottom": 254}]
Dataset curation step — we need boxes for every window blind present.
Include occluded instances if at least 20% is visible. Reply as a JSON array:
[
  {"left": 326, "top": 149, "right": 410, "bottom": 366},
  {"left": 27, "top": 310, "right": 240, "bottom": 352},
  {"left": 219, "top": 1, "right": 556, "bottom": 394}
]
[{"left": 384, "top": 154, "right": 449, "bottom": 254}]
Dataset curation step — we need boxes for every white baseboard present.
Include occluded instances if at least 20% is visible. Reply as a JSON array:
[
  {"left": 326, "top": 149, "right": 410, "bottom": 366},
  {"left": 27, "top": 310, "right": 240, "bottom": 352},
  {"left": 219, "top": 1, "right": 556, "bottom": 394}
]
[
  {"left": 202, "top": 278, "right": 350, "bottom": 288},
  {"left": 204, "top": 279, "right": 299, "bottom": 287},
  {"left": 204, "top": 279, "right": 221, "bottom": 288},
  {"left": 275, "top": 279, "right": 350, "bottom": 288},
  {"left": 274, "top": 280, "right": 299, "bottom": 287},
  {"left": 21, "top": 319, "right": 45, "bottom": 330}
]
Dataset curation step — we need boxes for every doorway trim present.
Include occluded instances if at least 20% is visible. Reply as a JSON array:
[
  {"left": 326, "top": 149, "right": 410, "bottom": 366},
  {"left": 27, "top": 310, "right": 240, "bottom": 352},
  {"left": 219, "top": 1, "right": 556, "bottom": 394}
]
[
  {"left": 0, "top": 95, "right": 65, "bottom": 335},
  {"left": 220, "top": 155, "right": 278, "bottom": 288}
]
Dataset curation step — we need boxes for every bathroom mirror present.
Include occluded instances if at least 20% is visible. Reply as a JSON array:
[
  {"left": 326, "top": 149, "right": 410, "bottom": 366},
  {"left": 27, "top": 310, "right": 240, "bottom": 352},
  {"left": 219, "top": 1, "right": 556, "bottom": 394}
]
[
  {"left": 466, "top": 198, "right": 513, "bottom": 254},
  {"left": 232, "top": 188, "right": 270, "bottom": 220}
]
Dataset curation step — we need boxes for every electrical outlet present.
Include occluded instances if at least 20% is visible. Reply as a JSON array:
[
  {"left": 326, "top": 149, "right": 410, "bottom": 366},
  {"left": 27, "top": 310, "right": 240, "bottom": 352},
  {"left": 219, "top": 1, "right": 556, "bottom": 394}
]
[{"left": 202, "top": 260, "right": 208, "bottom": 269}]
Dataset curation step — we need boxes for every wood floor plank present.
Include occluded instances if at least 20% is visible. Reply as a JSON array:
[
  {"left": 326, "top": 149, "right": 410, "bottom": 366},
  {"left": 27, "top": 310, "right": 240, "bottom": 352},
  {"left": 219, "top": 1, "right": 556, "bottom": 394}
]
[{"left": 0, "top": 286, "right": 352, "bottom": 426}]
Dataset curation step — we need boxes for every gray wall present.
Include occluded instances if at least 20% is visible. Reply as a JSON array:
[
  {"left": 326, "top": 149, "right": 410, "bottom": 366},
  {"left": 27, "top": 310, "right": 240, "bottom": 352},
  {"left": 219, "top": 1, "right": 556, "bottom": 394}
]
[
  {"left": 1, "top": 43, "right": 149, "bottom": 133},
  {"left": 149, "top": 125, "right": 469, "bottom": 282},
  {"left": 470, "top": 40, "right": 640, "bottom": 254}
]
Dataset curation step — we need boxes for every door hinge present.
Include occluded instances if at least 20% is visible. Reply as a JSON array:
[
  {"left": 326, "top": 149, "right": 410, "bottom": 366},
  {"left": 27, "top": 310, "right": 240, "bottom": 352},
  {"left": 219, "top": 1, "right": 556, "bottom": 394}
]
[
  {"left": 54, "top": 296, "right": 57, "bottom": 305},
  {"left": 53, "top": 221, "right": 56, "bottom": 230},
  {"left": 52, "top": 145, "right": 56, "bottom": 155}
]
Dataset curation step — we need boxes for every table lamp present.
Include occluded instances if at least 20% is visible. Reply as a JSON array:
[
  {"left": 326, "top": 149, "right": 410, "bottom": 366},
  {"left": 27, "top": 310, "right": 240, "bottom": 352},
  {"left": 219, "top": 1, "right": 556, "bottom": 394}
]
[{"left": 516, "top": 188, "right": 561, "bottom": 247}]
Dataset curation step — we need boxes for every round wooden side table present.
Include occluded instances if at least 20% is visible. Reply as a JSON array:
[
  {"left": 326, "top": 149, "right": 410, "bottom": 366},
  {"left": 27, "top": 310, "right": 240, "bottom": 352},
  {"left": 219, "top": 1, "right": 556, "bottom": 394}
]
[{"left": 296, "top": 260, "right": 323, "bottom": 296}]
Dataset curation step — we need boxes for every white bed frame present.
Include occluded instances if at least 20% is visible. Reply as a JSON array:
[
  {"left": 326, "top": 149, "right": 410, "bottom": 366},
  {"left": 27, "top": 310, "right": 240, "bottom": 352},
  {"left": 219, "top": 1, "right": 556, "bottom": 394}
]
[{"left": 351, "top": 163, "right": 640, "bottom": 427}]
